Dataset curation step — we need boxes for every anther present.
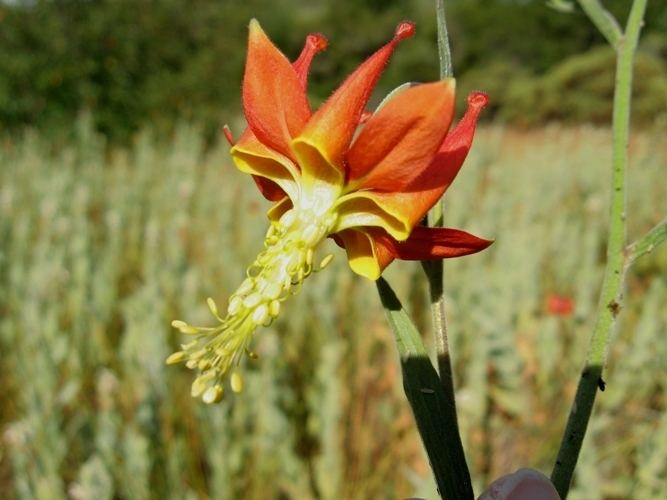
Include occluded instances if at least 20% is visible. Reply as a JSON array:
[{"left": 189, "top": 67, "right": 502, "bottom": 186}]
[
  {"left": 243, "top": 293, "right": 262, "bottom": 309},
  {"left": 279, "top": 209, "right": 296, "bottom": 229},
  {"left": 302, "top": 225, "right": 321, "bottom": 246},
  {"left": 191, "top": 377, "right": 208, "bottom": 398},
  {"left": 230, "top": 372, "right": 244, "bottom": 393},
  {"left": 203, "top": 385, "right": 224, "bottom": 404},
  {"left": 318, "top": 254, "right": 334, "bottom": 270},
  {"left": 263, "top": 282, "right": 282, "bottom": 301},
  {"left": 269, "top": 300, "right": 281, "bottom": 318},
  {"left": 227, "top": 296, "right": 242, "bottom": 315},
  {"left": 237, "top": 278, "right": 255, "bottom": 296},
  {"left": 252, "top": 304, "right": 269, "bottom": 325},
  {"left": 166, "top": 351, "right": 187, "bottom": 365},
  {"left": 207, "top": 297, "right": 221, "bottom": 318}
]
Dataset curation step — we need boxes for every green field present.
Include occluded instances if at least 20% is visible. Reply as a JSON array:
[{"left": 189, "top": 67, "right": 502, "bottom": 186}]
[{"left": 1, "top": 122, "right": 665, "bottom": 499}]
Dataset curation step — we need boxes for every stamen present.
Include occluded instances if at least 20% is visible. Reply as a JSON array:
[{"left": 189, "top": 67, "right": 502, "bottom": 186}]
[
  {"left": 318, "top": 254, "right": 335, "bottom": 270},
  {"left": 167, "top": 207, "right": 338, "bottom": 403}
]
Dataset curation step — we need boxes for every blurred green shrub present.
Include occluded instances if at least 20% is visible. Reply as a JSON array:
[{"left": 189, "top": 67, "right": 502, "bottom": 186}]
[
  {"left": 488, "top": 46, "right": 667, "bottom": 127},
  {"left": 1, "top": 120, "right": 666, "bottom": 499},
  {"left": 0, "top": 0, "right": 666, "bottom": 141}
]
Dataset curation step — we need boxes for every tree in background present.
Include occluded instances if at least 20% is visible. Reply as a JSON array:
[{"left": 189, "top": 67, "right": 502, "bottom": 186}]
[{"left": 0, "top": 0, "right": 665, "bottom": 142}]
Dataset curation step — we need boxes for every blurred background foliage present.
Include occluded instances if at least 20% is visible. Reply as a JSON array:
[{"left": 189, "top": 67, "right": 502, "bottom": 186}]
[
  {"left": 0, "top": 0, "right": 665, "bottom": 143},
  {"left": 1, "top": 121, "right": 665, "bottom": 499},
  {"left": 1, "top": 1, "right": 667, "bottom": 499}
]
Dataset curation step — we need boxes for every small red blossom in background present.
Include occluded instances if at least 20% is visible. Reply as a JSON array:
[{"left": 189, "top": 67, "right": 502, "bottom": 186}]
[{"left": 546, "top": 293, "right": 575, "bottom": 317}]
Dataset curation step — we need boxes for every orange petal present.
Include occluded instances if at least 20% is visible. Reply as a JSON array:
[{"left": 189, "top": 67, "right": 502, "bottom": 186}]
[
  {"left": 231, "top": 129, "right": 301, "bottom": 202},
  {"left": 373, "top": 225, "right": 493, "bottom": 261},
  {"left": 292, "top": 21, "right": 416, "bottom": 186},
  {"left": 242, "top": 19, "right": 311, "bottom": 159},
  {"left": 407, "top": 91, "right": 489, "bottom": 208},
  {"left": 345, "top": 92, "right": 489, "bottom": 230},
  {"left": 346, "top": 79, "right": 456, "bottom": 190},
  {"left": 293, "top": 33, "right": 328, "bottom": 90}
]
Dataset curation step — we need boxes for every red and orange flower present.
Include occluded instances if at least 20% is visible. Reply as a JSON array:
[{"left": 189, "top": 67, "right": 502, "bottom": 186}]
[{"left": 168, "top": 20, "right": 492, "bottom": 403}]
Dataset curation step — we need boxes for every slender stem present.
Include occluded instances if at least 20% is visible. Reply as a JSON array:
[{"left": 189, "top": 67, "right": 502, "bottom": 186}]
[
  {"left": 625, "top": 217, "right": 667, "bottom": 269},
  {"left": 427, "top": 2, "right": 464, "bottom": 469},
  {"left": 551, "top": 1, "right": 647, "bottom": 497},
  {"left": 435, "top": 0, "right": 453, "bottom": 79},
  {"left": 578, "top": 0, "right": 623, "bottom": 47}
]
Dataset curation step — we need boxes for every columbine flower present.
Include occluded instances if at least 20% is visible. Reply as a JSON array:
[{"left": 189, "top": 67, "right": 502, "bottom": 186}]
[{"left": 168, "top": 19, "right": 492, "bottom": 403}]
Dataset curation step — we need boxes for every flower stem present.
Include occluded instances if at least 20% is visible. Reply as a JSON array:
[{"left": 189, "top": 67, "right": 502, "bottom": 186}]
[
  {"left": 435, "top": 0, "right": 453, "bottom": 79},
  {"left": 377, "top": 278, "right": 473, "bottom": 499},
  {"left": 625, "top": 217, "right": 667, "bottom": 270},
  {"left": 550, "top": 1, "right": 648, "bottom": 496},
  {"left": 578, "top": 0, "right": 622, "bottom": 47},
  {"left": 426, "top": 2, "right": 473, "bottom": 498},
  {"left": 429, "top": 0, "right": 462, "bottom": 439}
]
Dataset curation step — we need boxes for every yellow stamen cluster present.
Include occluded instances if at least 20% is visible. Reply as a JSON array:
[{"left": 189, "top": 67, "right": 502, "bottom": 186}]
[{"left": 167, "top": 206, "right": 337, "bottom": 403}]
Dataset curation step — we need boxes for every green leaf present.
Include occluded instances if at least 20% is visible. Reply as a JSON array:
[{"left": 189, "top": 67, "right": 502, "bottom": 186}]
[{"left": 376, "top": 278, "right": 473, "bottom": 500}]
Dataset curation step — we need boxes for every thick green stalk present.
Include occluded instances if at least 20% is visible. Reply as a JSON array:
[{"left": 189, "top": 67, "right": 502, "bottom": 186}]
[
  {"left": 551, "top": 1, "right": 648, "bottom": 497},
  {"left": 377, "top": 279, "right": 473, "bottom": 499}
]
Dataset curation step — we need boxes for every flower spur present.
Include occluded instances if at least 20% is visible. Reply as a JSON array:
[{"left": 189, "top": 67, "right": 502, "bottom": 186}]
[{"left": 168, "top": 19, "right": 492, "bottom": 403}]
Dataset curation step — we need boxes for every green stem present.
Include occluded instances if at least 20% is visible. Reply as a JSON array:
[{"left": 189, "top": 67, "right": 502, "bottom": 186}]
[
  {"left": 435, "top": 0, "right": 453, "bottom": 79},
  {"left": 376, "top": 279, "right": 473, "bottom": 499},
  {"left": 625, "top": 217, "right": 667, "bottom": 269},
  {"left": 429, "top": 4, "right": 470, "bottom": 496},
  {"left": 429, "top": 0, "right": 457, "bottom": 402},
  {"left": 551, "top": 1, "right": 647, "bottom": 497},
  {"left": 578, "top": 0, "right": 623, "bottom": 47}
]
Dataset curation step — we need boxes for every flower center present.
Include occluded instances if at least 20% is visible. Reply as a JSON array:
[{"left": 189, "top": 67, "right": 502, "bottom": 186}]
[{"left": 167, "top": 206, "right": 338, "bottom": 403}]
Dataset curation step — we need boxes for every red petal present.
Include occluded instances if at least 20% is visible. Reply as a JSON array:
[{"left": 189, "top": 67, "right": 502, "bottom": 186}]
[
  {"left": 252, "top": 176, "right": 286, "bottom": 201},
  {"left": 242, "top": 20, "right": 311, "bottom": 159},
  {"left": 293, "top": 33, "right": 328, "bottom": 90},
  {"left": 375, "top": 225, "right": 493, "bottom": 261},
  {"left": 292, "top": 21, "right": 415, "bottom": 182},
  {"left": 347, "top": 80, "right": 455, "bottom": 190},
  {"left": 423, "top": 91, "right": 489, "bottom": 192}
]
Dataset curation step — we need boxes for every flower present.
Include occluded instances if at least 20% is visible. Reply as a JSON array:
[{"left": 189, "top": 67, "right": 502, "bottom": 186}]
[
  {"left": 168, "top": 19, "right": 492, "bottom": 403},
  {"left": 546, "top": 293, "right": 575, "bottom": 316}
]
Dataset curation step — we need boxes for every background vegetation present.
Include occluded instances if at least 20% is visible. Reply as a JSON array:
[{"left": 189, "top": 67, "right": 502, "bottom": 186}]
[
  {"left": 0, "top": 0, "right": 666, "bottom": 142},
  {"left": 1, "top": 1, "right": 666, "bottom": 499},
  {"left": 1, "top": 122, "right": 665, "bottom": 499}
]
